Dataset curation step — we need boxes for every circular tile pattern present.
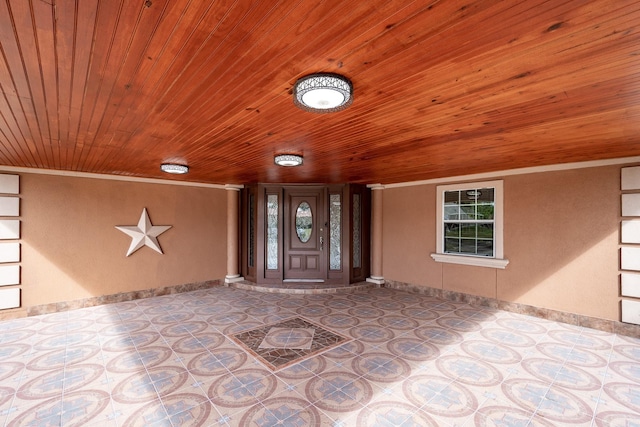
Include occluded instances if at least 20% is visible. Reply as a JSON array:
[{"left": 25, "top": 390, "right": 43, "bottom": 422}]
[
  {"left": 419, "top": 300, "right": 456, "bottom": 312},
  {"left": 208, "top": 368, "right": 277, "bottom": 408},
  {"left": 474, "top": 405, "right": 555, "bottom": 427},
  {"left": 347, "top": 306, "right": 385, "bottom": 319},
  {"left": 372, "top": 300, "right": 406, "bottom": 310},
  {"left": 7, "top": 390, "right": 109, "bottom": 427},
  {"left": 1, "top": 329, "right": 35, "bottom": 343},
  {"left": 193, "top": 304, "right": 229, "bottom": 316},
  {"left": 609, "top": 361, "right": 640, "bottom": 383},
  {"left": 123, "top": 393, "right": 211, "bottom": 427},
  {"left": 461, "top": 340, "right": 521, "bottom": 364},
  {"left": 160, "top": 321, "right": 209, "bottom": 337},
  {"left": 106, "top": 346, "right": 173, "bottom": 373},
  {"left": 548, "top": 330, "right": 610, "bottom": 350},
  {"left": 0, "top": 386, "right": 14, "bottom": 407},
  {"left": 613, "top": 344, "right": 640, "bottom": 362},
  {"left": 34, "top": 331, "right": 96, "bottom": 350},
  {"left": 400, "top": 307, "right": 439, "bottom": 321},
  {"left": 102, "top": 331, "right": 160, "bottom": 352},
  {"left": 206, "top": 313, "right": 249, "bottom": 326},
  {"left": 595, "top": 411, "right": 640, "bottom": 427},
  {"left": 277, "top": 356, "right": 327, "bottom": 380},
  {"left": 99, "top": 320, "right": 150, "bottom": 336},
  {"left": 436, "top": 316, "right": 482, "bottom": 332},
  {"left": 436, "top": 355, "right": 502, "bottom": 386},
  {"left": 0, "top": 362, "right": 23, "bottom": 382},
  {"left": 0, "top": 317, "right": 39, "bottom": 330},
  {"left": 27, "top": 345, "right": 100, "bottom": 370},
  {"left": 377, "top": 315, "right": 419, "bottom": 330},
  {"left": 305, "top": 371, "right": 373, "bottom": 412},
  {"left": 18, "top": 364, "right": 104, "bottom": 400},
  {"left": 387, "top": 337, "right": 440, "bottom": 361},
  {"left": 245, "top": 305, "right": 283, "bottom": 316},
  {"left": 522, "top": 358, "right": 601, "bottom": 390},
  {"left": 502, "top": 379, "right": 593, "bottom": 423},
  {"left": 150, "top": 312, "right": 194, "bottom": 324},
  {"left": 319, "top": 314, "right": 359, "bottom": 329},
  {"left": 238, "top": 397, "right": 322, "bottom": 426},
  {"left": 0, "top": 344, "right": 30, "bottom": 360},
  {"left": 403, "top": 374, "right": 477, "bottom": 417},
  {"left": 142, "top": 303, "right": 183, "bottom": 314},
  {"left": 296, "top": 305, "right": 332, "bottom": 317},
  {"left": 352, "top": 353, "right": 411, "bottom": 383},
  {"left": 172, "top": 332, "right": 225, "bottom": 354},
  {"left": 496, "top": 317, "right": 548, "bottom": 334},
  {"left": 604, "top": 382, "right": 640, "bottom": 413},
  {"left": 323, "top": 299, "right": 357, "bottom": 309},
  {"left": 112, "top": 365, "right": 188, "bottom": 403},
  {"left": 413, "top": 326, "right": 463, "bottom": 345},
  {"left": 349, "top": 325, "right": 395, "bottom": 343},
  {"left": 454, "top": 308, "right": 497, "bottom": 322},
  {"left": 323, "top": 340, "right": 365, "bottom": 359},
  {"left": 480, "top": 328, "right": 536, "bottom": 347},
  {"left": 536, "top": 342, "right": 607, "bottom": 367},
  {"left": 357, "top": 401, "right": 438, "bottom": 427},
  {"left": 187, "top": 347, "right": 247, "bottom": 376}
]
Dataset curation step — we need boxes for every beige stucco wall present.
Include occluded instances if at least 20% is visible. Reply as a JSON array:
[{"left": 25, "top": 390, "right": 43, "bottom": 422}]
[
  {"left": 383, "top": 165, "right": 621, "bottom": 321},
  {"left": 18, "top": 173, "right": 227, "bottom": 308}
]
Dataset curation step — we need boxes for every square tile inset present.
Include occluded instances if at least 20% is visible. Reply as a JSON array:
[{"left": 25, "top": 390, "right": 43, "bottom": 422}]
[
  {"left": 231, "top": 317, "right": 351, "bottom": 371},
  {"left": 259, "top": 327, "right": 315, "bottom": 350}
]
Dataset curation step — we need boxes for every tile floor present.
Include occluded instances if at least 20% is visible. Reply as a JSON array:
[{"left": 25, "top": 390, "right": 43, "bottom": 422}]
[{"left": 0, "top": 285, "right": 639, "bottom": 426}]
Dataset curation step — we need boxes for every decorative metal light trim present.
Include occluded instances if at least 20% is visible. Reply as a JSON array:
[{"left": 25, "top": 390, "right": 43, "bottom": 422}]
[
  {"left": 293, "top": 73, "right": 353, "bottom": 113},
  {"left": 160, "top": 163, "right": 189, "bottom": 174},
  {"left": 274, "top": 154, "right": 303, "bottom": 167}
]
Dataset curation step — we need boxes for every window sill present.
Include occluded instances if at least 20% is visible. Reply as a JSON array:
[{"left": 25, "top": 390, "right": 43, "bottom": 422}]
[{"left": 430, "top": 253, "right": 509, "bottom": 269}]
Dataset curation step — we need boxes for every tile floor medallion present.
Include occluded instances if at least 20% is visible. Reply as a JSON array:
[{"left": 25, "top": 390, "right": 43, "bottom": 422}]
[
  {"left": 0, "top": 285, "right": 640, "bottom": 426},
  {"left": 230, "top": 316, "right": 351, "bottom": 371}
]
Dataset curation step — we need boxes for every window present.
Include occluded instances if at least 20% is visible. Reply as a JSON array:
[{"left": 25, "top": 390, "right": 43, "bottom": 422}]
[{"left": 431, "top": 180, "right": 508, "bottom": 269}]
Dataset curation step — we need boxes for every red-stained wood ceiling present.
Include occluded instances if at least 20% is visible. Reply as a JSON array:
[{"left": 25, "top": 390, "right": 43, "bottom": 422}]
[{"left": 0, "top": 0, "right": 639, "bottom": 185}]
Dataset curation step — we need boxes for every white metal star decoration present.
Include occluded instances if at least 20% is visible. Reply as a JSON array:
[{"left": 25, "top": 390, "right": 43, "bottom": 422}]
[{"left": 115, "top": 208, "right": 172, "bottom": 256}]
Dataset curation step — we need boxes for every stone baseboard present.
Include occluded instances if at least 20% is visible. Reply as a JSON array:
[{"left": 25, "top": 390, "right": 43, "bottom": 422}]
[
  {"left": 384, "top": 279, "right": 639, "bottom": 338},
  {"left": 23, "top": 279, "right": 222, "bottom": 317}
]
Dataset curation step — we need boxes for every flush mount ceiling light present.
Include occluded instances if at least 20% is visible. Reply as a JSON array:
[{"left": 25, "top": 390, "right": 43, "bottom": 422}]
[
  {"left": 466, "top": 189, "right": 482, "bottom": 199},
  {"left": 293, "top": 73, "right": 353, "bottom": 113},
  {"left": 274, "top": 154, "right": 303, "bottom": 167},
  {"left": 160, "top": 163, "right": 189, "bottom": 174}
]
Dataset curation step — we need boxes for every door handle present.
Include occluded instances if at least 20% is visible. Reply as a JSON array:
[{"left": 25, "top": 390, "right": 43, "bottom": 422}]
[{"left": 320, "top": 236, "right": 323, "bottom": 251}]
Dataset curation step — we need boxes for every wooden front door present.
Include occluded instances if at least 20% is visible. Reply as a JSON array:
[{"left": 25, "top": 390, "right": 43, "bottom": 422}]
[{"left": 284, "top": 187, "right": 326, "bottom": 281}]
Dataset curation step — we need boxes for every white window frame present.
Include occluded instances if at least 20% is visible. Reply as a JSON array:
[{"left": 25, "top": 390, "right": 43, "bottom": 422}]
[{"left": 431, "top": 180, "right": 509, "bottom": 269}]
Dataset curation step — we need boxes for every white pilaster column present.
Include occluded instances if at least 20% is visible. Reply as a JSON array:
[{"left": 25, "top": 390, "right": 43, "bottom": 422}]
[
  {"left": 225, "top": 184, "right": 244, "bottom": 284},
  {"left": 367, "top": 184, "right": 385, "bottom": 285}
]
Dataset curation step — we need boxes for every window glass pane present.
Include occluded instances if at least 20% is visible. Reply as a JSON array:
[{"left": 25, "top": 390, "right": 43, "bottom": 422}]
[
  {"left": 460, "top": 205, "right": 476, "bottom": 220},
  {"left": 353, "top": 194, "right": 361, "bottom": 268},
  {"left": 445, "top": 238, "right": 459, "bottom": 253},
  {"left": 444, "top": 191, "right": 459, "bottom": 205},
  {"left": 444, "top": 206, "right": 459, "bottom": 220},
  {"left": 460, "top": 238, "right": 477, "bottom": 254},
  {"left": 444, "top": 224, "right": 459, "bottom": 238},
  {"left": 460, "top": 223, "right": 476, "bottom": 238},
  {"left": 476, "top": 239, "right": 494, "bottom": 256},
  {"left": 477, "top": 204, "right": 494, "bottom": 220},
  {"left": 330, "top": 194, "right": 341, "bottom": 270},
  {"left": 266, "top": 194, "right": 278, "bottom": 270},
  {"left": 478, "top": 224, "right": 493, "bottom": 239},
  {"left": 477, "top": 188, "right": 494, "bottom": 204},
  {"left": 295, "top": 202, "right": 313, "bottom": 243}
]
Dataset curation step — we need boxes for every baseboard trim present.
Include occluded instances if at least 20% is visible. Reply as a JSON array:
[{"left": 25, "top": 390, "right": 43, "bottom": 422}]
[
  {"left": 23, "top": 279, "right": 222, "bottom": 318},
  {"left": 384, "top": 279, "right": 640, "bottom": 338}
]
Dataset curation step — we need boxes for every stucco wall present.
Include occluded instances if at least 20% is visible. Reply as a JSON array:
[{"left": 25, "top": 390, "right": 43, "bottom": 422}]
[
  {"left": 383, "top": 165, "right": 621, "bottom": 321},
  {"left": 19, "top": 173, "right": 227, "bottom": 308}
]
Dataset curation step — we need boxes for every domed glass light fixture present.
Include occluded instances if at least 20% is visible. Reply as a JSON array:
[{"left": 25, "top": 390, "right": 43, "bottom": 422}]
[
  {"left": 160, "top": 163, "right": 189, "bottom": 174},
  {"left": 293, "top": 73, "right": 353, "bottom": 113},
  {"left": 274, "top": 154, "right": 303, "bottom": 167}
]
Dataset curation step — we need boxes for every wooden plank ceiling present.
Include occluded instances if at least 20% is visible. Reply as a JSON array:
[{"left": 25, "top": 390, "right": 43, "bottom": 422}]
[{"left": 0, "top": 0, "right": 639, "bottom": 185}]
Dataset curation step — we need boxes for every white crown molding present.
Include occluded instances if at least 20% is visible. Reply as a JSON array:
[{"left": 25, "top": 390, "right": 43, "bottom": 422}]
[
  {"left": 383, "top": 156, "right": 640, "bottom": 189},
  {"left": 0, "top": 166, "right": 227, "bottom": 189}
]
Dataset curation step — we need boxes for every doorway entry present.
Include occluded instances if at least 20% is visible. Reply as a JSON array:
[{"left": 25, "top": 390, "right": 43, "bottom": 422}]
[{"left": 240, "top": 184, "right": 370, "bottom": 286}]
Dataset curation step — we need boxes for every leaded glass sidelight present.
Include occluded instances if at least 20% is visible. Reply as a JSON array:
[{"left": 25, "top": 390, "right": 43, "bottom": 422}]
[
  {"left": 295, "top": 202, "right": 313, "bottom": 243},
  {"left": 353, "top": 194, "right": 361, "bottom": 268},
  {"left": 330, "top": 194, "right": 341, "bottom": 270},
  {"left": 267, "top": 194, "right": 279, "bottom": 269}
]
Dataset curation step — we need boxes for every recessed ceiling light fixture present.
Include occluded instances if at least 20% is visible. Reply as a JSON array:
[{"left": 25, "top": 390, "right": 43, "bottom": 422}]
[
  {"left": 293, "top": 73, "right": 352, "bottom": 113},
  {"left": 274, "top": 154, "right": 303, "bottom": 167},
  {"left": 160, "top": 163, "right": 189, "bottom": 174}
]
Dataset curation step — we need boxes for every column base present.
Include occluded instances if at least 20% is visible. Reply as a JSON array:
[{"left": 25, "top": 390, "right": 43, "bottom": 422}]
[
  {"left": 225, "top": 275, "right": 245, "bottom": 284},
  {"left": 366, "top": 276, "right": 385, "bottom": 285}
]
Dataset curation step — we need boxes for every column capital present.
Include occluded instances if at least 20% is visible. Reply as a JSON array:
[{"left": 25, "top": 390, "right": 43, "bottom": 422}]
[
  {"left": 367, "top": 183, "right": 385, "bottom": 190},
  {"left": 224, "top": 184, "right": 244, "bottom": 191}
]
